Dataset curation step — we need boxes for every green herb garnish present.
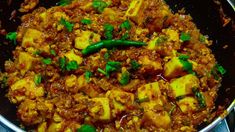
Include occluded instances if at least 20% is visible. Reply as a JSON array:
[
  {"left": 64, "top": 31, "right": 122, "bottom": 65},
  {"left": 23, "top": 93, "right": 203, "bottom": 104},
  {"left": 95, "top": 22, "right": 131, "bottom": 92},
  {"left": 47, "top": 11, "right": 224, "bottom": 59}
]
[
  {"left": 60, "top": 18, "right": 74, "bottom": 32},
  {"left": 104, "top": 24, "right": 114, "bottom": 40},
  {"left": 77, "top": 124, "right": 96, "bottom": 132},
  {"left": 85, "top": 71, "right": 92, "bottom": 82},
  {"left": 58, "top": 0, "right": 72, "bottom": 6},
  {"left": 92, "top": 0, "right": 108, "bottom": 13},
  {"left": 81, "top": 19, "right": 92, "bottom": 25},
  {"left": 120, "top": 20, "right": 131, "bottom": 30},
  {"left": 98, "top": 68, "right": 107, "bottom": 75},
  {"left": 180, "top": 32, "right": 191, "bottom": 42},
  {"left": 6, "top": 32, "right": 17, "bottom": 45},
  {"left": 156, "top": 36, "right": 167, "bottom": 45},
  {"left": 192, "top": 88, "right": 206, "bottom": 108},
  {"left": 130, "top": 60, "right": 141, "bottom": 70},
  {"left": 104, "top": 52, "right": 110, "bottom": 61},
  {"left": 66, "top": 61, "right": 79, "bottom": 71},
  {"left": 50, "top": 49, "right": 56, "bottom": 56},
  {"left": 42, "top": 58, "right": 52, "bottom": 65},
  {"left": 34, "top": 50, "right": 41, "bottom": 55},
  {"left": 105, "top": 61, "right": 121, "bottom": 76},
  {"left": 215, "top": 64, "right": 226, "bottom": 75},
  {"left": 34, "top": 74, "right": 42, "bottom": 86},
  {"left": 199, "top": 35, "right": 206, "bottom": 42},
  {"left": 178, "top": 54, "right": 195, "bottom": 74},
  {"left": 119, "top": 71, "right": 130, "bottom": 85},
  {"left": 0, "top": 76, "right": 8, "bottom": 88},
  {"left": 59, "top": 57, "right": 67, "bottom": 71},
  {"left": 121, "top": 32, "right": 129, "bottom": 40}
]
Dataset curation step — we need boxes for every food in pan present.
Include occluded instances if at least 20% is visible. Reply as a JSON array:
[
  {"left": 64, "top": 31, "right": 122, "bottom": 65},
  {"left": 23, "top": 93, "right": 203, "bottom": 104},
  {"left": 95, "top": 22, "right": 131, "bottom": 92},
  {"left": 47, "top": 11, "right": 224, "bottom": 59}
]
[{"left": 1, "top": 0, "right": 226, "bottom": 131}]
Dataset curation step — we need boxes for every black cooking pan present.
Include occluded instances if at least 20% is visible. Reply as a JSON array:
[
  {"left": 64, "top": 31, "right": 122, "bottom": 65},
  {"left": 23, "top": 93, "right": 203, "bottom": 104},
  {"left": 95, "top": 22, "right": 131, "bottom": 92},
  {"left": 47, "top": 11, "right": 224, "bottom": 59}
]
[{"left": 0, "top": 0, "right": 234, "bottom": 131}]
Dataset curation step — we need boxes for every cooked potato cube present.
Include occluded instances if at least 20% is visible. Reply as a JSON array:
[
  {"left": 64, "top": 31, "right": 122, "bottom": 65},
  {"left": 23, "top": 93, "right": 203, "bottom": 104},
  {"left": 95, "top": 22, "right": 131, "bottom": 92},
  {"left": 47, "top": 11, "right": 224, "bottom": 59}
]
[
  {"left": 64, "top": 50, "right": 83, "bottom": 65},
  {"left": 137, "top": 82, "right": 161, "bottom": 102},
  {"left": 170, "top": 74, "right": 200, "bottom": 98},
  {"left": 90, "top": 97, "right": 111, "bottom": 120},
  {"left": 22, "top": 29, "right": 43, "bottom": 47},
  {"left": 125, "top": 0, "right": 146, "bottom": 25},
  {"left": 162, "top": 29, "right": 179, "bottom": 42},
  {"left": 177, "top": 97, "right": 198, "bottom": 113},
  {"left": 47, "top": 122, "right": 62, "bottom": 132},
  {"left": 38, "top": 122, "right": 47, "bottom": 132},
  {"left": 142, "top": 111, "right": 171, "bottom": 129},
  {"left": 65, "top": 74, "right": 77, "bottom": 88},
  {"left": 9, "top": 77, "right": 44, "bottom": 103},
  {"left": 75, "top": 31, "right": 101, "bottom": 49},
  {"left": 18, "top": 52, "right": 34, "bottom": 75},
  {"left": 164, "top": 57, "right": 185, "bottom": 78},
  {"left": 139, "top": 56, "right": 162, "bottom": 71}
]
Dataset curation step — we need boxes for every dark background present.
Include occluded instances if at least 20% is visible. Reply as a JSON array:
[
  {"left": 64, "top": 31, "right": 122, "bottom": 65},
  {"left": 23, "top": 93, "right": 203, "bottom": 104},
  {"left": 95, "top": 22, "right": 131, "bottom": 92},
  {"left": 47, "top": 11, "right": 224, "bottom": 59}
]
[{"left": 0, "top": 0, "right": 234, "bottom": 131}]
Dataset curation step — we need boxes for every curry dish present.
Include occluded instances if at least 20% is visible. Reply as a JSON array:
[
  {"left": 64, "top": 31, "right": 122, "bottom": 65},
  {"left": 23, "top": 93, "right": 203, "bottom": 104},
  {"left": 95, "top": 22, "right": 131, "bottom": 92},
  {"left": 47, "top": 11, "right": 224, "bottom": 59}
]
[{"left": 1, "top": 0, "right": 226, "bottom": 131}]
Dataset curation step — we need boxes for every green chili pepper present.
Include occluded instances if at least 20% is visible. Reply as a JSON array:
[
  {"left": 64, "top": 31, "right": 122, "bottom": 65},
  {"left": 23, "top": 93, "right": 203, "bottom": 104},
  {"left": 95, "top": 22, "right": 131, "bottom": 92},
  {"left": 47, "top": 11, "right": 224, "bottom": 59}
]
[{"left": 81, "top": 40, "right": 146, "bottom": 55}]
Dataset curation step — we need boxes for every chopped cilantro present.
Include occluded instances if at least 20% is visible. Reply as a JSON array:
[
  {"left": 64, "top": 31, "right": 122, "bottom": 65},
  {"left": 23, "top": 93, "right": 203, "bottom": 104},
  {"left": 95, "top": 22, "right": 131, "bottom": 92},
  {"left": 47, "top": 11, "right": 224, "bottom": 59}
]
[
  {"left": 34, "top": 50, "right": 41, "bottom": 55},
  {"left": 180, "top": 32, "right": 191, "bottom": 42},
  {"left": 85, "top": 71, "right": 92, "bottom": 82},
  {"left": 81, "top": 19, "right": 92, "bottom": 25},
  {"left": 215, "top": 64, "right": 226, "bottom": 75},
  {"left": 105, "top": 61, "right": 121, "bottom": 76},
  {"left": 50, "top": 49, "right": 56, "bottom": 56},
  {"left": 58, "top": 0, "right": 72, "bottom": 6},
  {"left": 120, "top": 20, "right": 131, "bottom": 30},
  {"left": 104, "top": 52, "right": 110, "bottom": 61},
  {"left": 130, "top": 60, "right": 141, "bottom": 70},
  {"left": 211, "top": 64, "right": 226, "bottom": 80},
  {"left": 92, "top": 0, "right": 108, "bottom": 13},
  {"left": 121, "top": 32, "right": 129, "bottom": 40},
  {"left": 77, "top": 124, "right": 96, "bottom": 132},
  {"left": 0, "top": 76, "right": 8, "bottom": 88},
  {"left": 98, "top": 68, "right": 107, "bottom": 75},
  {"left": 156, "top": 36, "right": 167, "bottom": 45},
  {"left": 34, "top": 74, "right": 42, "bottom": 86},
  {"left": 104, "top": 24, "right": 114, "bottom": 40},
  {"left": 6, "top": 32, "right": 17, "bottom": 45},
  {"left": 66, "top": 61, "right": 79, "bottom": 71},
  {"left": 192, "top": 88, "right": 206, "bottom": 108},
  {"left": 199, "top": 35, "right": 206, "bottom": 42},
  {"left": 59, "top": 57, "right": 66, "bottom": 71},
  {"left": 60, "top": 18, "right": 74, "bottom": 32},
  {"left": 178, "top": 54, "right": 195, "bottom": 74},
  {"left": 42, "top": 58, "right": 52, "bottom": 65},
  {"left": 119, "top": 71, "right": 130, "bottom": 85}
]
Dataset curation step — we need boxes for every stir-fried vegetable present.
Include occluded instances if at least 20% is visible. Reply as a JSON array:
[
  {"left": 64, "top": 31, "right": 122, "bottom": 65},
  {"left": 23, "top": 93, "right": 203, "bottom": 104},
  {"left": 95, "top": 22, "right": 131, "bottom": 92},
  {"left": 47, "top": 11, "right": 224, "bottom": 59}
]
[
  {"left": 120, "top": 20, "right": 131, "bottom": 30},
  {"left": 6, "top": 32, "right": 17, "bottom": 45},
  {"left": 34, "top": 74, "right": 42, "bottom": 86},
  {"left": 192, "top": 88, "right": 206, "bottom": 108},
  {"left": 180, "top": 32, "right": 191, "bottom": 42},
  {"left": 119, "top": 71, "right": 130, "bottom": 85},
  {"left": 81, "top": 40, "right": 146, "bottom": 55},
  {"left": 81, "top": 19, "right": 92, "bottom": 25},
  {"left": 66, "top": 61, "right": 79, "bottom": 71},
  {"left": 85, "top": 71, "right": 92, "bottom": 82},
  {"left": 42, "top": 58, "right": 52, "bottom": 65},
  {"left": 60, "top": 18, "right": 74, "bottom": 32},
  {"left": 130, "top": 60, "right": 141, "bottom": 70},
  {"left": 104, "top": 24, "right": 114, "bottom": 40},
  {"left": 92, "top": 0, "right": 108, "bottom": 13},
  {"left": 50, "top": 49, "right": 56, "bottom": 56}
]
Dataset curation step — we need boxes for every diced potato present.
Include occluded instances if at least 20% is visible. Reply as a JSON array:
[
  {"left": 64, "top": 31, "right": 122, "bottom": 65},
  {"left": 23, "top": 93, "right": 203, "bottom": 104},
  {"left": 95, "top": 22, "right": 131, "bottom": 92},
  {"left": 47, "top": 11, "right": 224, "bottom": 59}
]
[
  {"left": 75, "top": 30, "right": 101, "bottom": 49},
  {"left": 77, "top": 74, "right": 86, "bottom": 88},
  {"left": 53, "top": 12, "right": 68, "bottom": 21},
  {"left": 38, "top": 122, "right": 47, "bottom": 132},
  {"left": 142, "top": 111, "right": 171, "bottom": 129},
  {"left": 147, "top": 36, "right": 158, "bottom": 50},
  {"left": 64, "top": 50, "right": 83, "bottom": 65},
  {"left": 47, "top": 122, "right": 62, "bottom": 132},
  {"left": 103, "top": 8, "right": 117, "bottom": 20},
  {"left": 164, "top": 57, "right": 185, "bottom": 78},
  {"left": 53, "top": 113, "right": 63, "bottom": 123},
  {"left": 141, "top": 100, "right": 163, "bottom": 111},
  {"left": 137, "top": 82, "right": 161, "bottom": 102},
  {"left": 9, "top": 77, "right": 44, "bottom": 103},
  {"left": 125, "top": 0, "right": 146, "bottom": 25},
  {"left": 162, "top": 29, "right": 179, "bottom": 42},
  {"left": 170, "top": 74, "right": 200, "bottom": 98},
  {"left": 139, "top": 56, "right": 162, "bottom": 71},
  {"left": 18, "top": 52, "right": 34, "bottom": 75},
  {"left": 90, "top": 97, "right": 111, "bottom": 120},
  {"left": 177, "top": 97, "right": 198, "bottom": 113},
  {"left": 106, "top": 90, "right": 134, "bottom": 116},
  {"left": 65, "top": 74, "right": 77, "bottom": 88},
  {"left": 22, "top": 28, "right": 43, "bottom": 47}
]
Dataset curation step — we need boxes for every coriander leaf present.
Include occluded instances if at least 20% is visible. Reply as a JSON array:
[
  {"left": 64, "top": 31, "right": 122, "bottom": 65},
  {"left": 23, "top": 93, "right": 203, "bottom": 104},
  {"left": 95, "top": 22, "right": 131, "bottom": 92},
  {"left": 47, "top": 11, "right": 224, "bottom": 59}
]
[
  {"left": 180, "top": 32, "right": 191, "bottom": 42},
  {"left": 0, "top": 76, "right": 8, "bottom": 88},
  {"left": 92, "top": 0, "right": 108, "bottom": 13},
  {"left": 119, "top": 71, "right": 130, "bottom": 85},
  {"left": 215, "top": 64, "right": 226, "bottom": 75},
  {"left": 60, "top": 18, "right": 74, "bottom": 32},
  {"left": 59, "top": 57, "right": 66, "bottom": 71},
  {"left": 42, "top": 58, "right": 52, "bottom": 65},
  {"left": 104, "top": 52, "right": 110, "bottom": 61},
  {"left": 58, "top": 0, "right": 72, "bottom": 6},
  {"left": 77, "top": 124, "right": 96, "bottom": 132},
  {"left": 156, "top": 36, "right": 167, "bottom": 45},
  {"left": 81, "top": 19, "right": 92, "bottom": 25},
  {"left": 199, "top": 35, "right": 206, "bottom": 42},
  {"left": 34, "top": 50, "right": 41, "bottom": 55},
  {"left": 105, "top": 61, "right": 121, "bottom": 75},
  {"left": 104, "top": 24, "right": 114, "bottom": 40},
  {"left": 178, "top": 54, "right": 194, "bottom": 74},
  {"left": 6, "top": 32, "right": 17, "bottom": 45},
  {"left": 34, "top": 74, "right": 42, "bottom": 86},
  {"left": 66, "top": 60, "right": 79, "bottom": 71},
  {"left": 50, "top": 49, "right": 56, "bottom": 56},
  {"left": 85, "top": 71, "right": 92, "bottom": 82},
  {"left": 121, "top": 32, "right": 129, "bottom": 40},
  {"left": 120, "top": 20, "right": 131, "bottom": 30},
  {"left": 130, "top": 60, "right": 141, "bottom": 70},
  {"left": 192, "top": 88, "right": 206, "bottom": 108}
]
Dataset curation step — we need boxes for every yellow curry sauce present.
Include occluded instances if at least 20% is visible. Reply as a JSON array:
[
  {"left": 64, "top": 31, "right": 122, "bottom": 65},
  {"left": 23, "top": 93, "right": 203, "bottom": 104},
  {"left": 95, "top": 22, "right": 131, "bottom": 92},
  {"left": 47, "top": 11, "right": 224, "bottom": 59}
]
[{"left": 1, "top": 0, "right": 226, "bottom": 131}]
